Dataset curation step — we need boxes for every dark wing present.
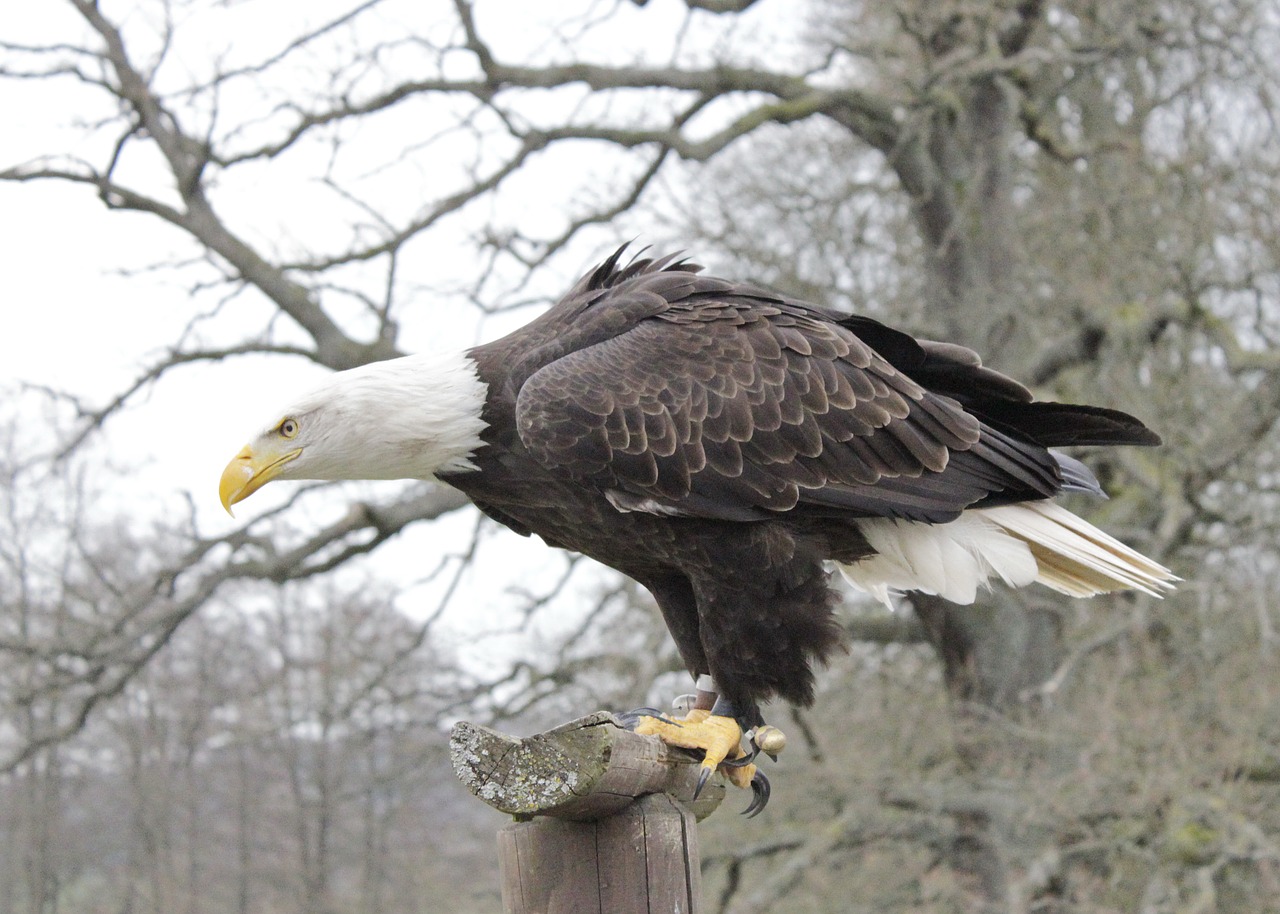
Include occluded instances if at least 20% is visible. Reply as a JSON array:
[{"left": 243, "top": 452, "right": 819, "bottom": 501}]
[
  {"left": 515, "top": 297, "right": 1063, "bottom": 524},
  {"left": 836, "top": 314, "right": 1162, "bottom": 447}
]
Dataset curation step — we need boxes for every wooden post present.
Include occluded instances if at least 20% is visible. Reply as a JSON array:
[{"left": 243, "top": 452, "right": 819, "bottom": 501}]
[{"left": 450, "top": 711, "right": 725, "bottom": 914}]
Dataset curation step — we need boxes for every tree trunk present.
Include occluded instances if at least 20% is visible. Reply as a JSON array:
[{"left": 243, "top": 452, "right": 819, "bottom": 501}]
[
  {"left": 908, "top": 70, "right": 1064, "bottom": 709},
  {"left": 497, "top": 794, "right": 703, "bottom": 914},
  {"left": 451, "top": 713, "right": 725, "bottom": 914},
  {"left": 901, "top": 60, "right": 1065, "bottom": 909}
]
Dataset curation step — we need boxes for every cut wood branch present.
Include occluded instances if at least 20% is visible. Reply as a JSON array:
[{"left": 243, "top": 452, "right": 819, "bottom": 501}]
[
  {"left": 453, "top": 713, "right": 725, "bottom": 913},
  {"left": 450, "top": 711, "right": 725, "bottom": 822},
  {"left": 496, "top": 794, "right": 704, "bottom": 914}
]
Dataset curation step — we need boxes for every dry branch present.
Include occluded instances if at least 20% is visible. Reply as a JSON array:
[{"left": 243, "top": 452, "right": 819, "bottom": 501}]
[
  {"left": 452, "top": 713, "right": 725, "bottom": 914},
  {"left": 450, "top": 711, "right": 725, "bottom": 822}
]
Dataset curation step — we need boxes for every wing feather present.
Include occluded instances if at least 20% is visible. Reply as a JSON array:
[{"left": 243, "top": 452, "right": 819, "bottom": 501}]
[{"left": 514, "top": 295, "right": 1043, "bottom": 522}]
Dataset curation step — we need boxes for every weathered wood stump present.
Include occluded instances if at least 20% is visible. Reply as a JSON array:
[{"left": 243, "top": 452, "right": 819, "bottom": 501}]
[{"left": 450, "top": 711, "right": 726, "bottom": 914}]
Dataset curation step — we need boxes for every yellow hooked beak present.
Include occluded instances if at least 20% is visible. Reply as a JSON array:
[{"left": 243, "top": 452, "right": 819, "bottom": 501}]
[{"left": 219, "top": 442, "right": 302, "bottom": 515}]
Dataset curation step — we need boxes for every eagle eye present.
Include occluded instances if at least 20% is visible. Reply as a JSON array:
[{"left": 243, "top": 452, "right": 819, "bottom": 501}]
[{"left": 279, "top": 418, "right": 299, "bottom": 439}]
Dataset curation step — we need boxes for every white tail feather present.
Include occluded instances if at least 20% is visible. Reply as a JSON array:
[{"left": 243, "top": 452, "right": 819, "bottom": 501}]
[
  {"left": 980, "top": 501, "right": 1178, "bottom": 598},
  {"left": 838, "top": 501, "right": 1178, "bottom": 607}
]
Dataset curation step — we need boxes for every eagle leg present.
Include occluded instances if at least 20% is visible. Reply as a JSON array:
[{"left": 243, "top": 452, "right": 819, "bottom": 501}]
[
  {"left": 633, "top": 708, "right": 757, "bottom": 791},
  {"left": 626, "top": 677, "right": 786, "bottom": 814}
]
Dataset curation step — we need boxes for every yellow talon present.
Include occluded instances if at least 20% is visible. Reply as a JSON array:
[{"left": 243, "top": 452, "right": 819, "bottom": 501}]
[
  {"left": 633, "top": 707, "right": 775, "bottom": 814},
  {"left": 634, "top": 711, "right": 746, "bottom": 779},
  {"left": 722, "top": 758, "right": 757, "bottom": 790}
]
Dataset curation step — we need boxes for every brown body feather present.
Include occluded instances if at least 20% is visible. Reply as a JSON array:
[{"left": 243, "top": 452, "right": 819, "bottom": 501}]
[{"left": 442, "top": 248, "right": 1164, "bottom": 726}]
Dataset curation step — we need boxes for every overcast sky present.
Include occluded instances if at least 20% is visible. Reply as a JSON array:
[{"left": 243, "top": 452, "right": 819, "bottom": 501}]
[{"left": 0, "top": 0, "right": 766, "bottom": 680}]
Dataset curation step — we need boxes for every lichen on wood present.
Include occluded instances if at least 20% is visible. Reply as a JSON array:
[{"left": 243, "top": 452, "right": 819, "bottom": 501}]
[{"left": 450, "top": 711, "right": 725, "bottom": 822}]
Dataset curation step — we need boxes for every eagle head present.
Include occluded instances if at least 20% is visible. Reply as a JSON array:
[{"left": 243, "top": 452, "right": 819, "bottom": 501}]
[{"left": 219, "top": 351, "right": 488, "bottom": 514}]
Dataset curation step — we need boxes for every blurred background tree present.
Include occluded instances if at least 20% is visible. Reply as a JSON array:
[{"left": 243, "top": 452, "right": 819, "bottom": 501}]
[{"left": 2, "top": 0, "right": 1278, "bottom": 911}]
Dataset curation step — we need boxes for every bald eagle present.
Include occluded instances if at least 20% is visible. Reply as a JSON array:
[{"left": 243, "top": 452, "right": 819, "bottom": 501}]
[{"left": 221, "top": 249, "right": 1175, "bottom": 811}]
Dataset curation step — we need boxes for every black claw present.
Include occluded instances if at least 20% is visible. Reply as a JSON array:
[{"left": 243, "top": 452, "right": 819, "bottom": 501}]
[
  {"left": 694, "top": 766, "right": 712, "bottom": 800},
  {"left": 616, "top": 707, "right": 679, "bottom": 729},
  {"left": 721, "top": 743, "right": 760, "bottom": 768},
  {"left": 742, "top": 771, "right": 771, "bottom": 817}
]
